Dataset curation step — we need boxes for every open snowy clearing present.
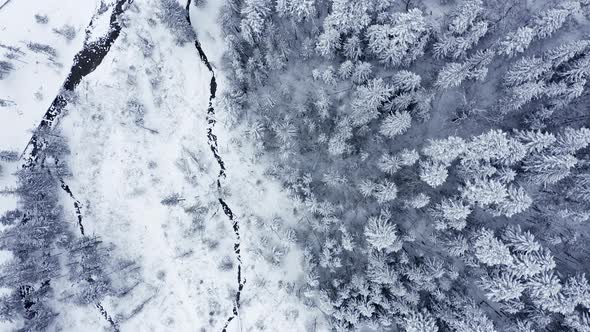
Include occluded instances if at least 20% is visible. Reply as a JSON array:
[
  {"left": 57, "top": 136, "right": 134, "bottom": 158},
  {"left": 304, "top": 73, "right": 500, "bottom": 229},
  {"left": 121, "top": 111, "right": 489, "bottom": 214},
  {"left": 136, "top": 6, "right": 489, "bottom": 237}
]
[{"left": 1, "top": 0, "right": 324, "bottom": 331}]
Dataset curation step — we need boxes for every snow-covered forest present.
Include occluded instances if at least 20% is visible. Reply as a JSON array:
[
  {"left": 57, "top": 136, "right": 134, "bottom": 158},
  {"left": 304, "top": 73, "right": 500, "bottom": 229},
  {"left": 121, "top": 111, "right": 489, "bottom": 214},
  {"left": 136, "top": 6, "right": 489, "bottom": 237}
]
[{"left": 1, "top": 0, "right": 590, "bottom": 331}]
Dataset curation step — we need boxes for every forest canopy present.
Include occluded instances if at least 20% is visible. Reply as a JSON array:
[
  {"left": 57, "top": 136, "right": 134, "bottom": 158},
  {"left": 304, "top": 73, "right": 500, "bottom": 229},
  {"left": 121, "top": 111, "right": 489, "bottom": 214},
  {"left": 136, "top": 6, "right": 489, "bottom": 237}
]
[{"left": 219, "top": 0, "right": 590, "bottom": 330}]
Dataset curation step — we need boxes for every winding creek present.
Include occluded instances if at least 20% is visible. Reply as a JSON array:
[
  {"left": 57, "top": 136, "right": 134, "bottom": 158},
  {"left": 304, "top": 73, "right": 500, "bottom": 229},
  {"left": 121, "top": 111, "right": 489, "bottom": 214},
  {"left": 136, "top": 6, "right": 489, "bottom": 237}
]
[{"left": 185, "top": 1, "right": 245, "bottom": 331}]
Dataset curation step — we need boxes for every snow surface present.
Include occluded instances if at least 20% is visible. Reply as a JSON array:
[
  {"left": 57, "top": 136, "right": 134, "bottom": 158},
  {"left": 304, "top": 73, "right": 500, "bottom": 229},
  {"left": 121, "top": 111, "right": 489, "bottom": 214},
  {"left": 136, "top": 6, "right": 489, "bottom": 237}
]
[
  {"left": 0, "top": 0, "right": 326, "bottom": 330},
  {"left": 0, "top": 0, "right": 100, "bottom": 152},
  {"left": 0, "top": 0, "right": 101, "bottom": 229}
]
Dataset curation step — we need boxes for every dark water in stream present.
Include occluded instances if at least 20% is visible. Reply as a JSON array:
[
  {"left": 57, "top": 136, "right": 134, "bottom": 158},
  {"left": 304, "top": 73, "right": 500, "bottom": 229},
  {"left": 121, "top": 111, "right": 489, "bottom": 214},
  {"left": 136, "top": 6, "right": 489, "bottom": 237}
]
[{"left": 185, "top": 1, "right": 245, "bottom": 331}]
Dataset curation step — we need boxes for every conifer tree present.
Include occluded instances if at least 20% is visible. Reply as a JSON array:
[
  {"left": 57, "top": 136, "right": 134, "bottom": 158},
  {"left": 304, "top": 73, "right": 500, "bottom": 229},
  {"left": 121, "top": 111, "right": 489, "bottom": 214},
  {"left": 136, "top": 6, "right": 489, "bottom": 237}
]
[
  {"left": 366, "top": 9, "right": 430, "bottom": 67},
  {"left": 365, "top": 211, "right": 402, "bottom": 253},
  {"left": 511, "top": 248, "right": 556, "bottom": 278},
  {"left": 532, "top": 1, "right": 580, "bottom": 40},
  {"left": 465, "top": 129, "right": 513, "bottom": 162},
  {"left": 316, "top": 28, "right": 341, "bottom": 58},
  {"left": 377, "top": 153, "right": 402, "bottom": 175},
  {"left": 339, "top": 60, "right": 354, "bottom": 79},
  {"left": 514, "top": 129, "right": 557, "bottom": 153},
  {"left": 481, "top": 271, "right": 526, "bottom": 302},
  {"left": 564, "top": 311, "right": 590, "bottom": 332},
  {"left": 448, "top": 0, "right": 483, "bottom": 34},
  {"left": 350, "top": 79, "right": 392, "bottom": 127},
  {"left": 544, "top": 40, "right": 590, "bottom": 67},
  {"left": 422, "top": 136, "right": 466, "bottom": 166},
  {"left": 240, "top": 0, "right": 272, "bottom": 43},
  {"left": 504, "top": 57, "right": 551, "bottom": 87},
  {"left": 404, "top": 193, "right": 431, "bottom": 209},
  {"left": 391, "top": 70, "right": 422, "bottom": 92},
  {"left": 419, "top": 160, "right": 449, "bottom": 188},
  {"left": 401, "top": 309, "right": 439, "bottom": 332},
  {"left": 323, "top": 0, "right": 371, "bottom": 34},
  {"left": 373, "top": 180, "right": 398, "bottom": 204},
  {"left": 552, "top": 127, "right": 590, "bottom": 155},
  {"left": 494, "top": 186, "right": 532, "bottom": 217},
  {"left": 343, "top": 35, "right": 363, "bottom": 61},
  {"left": 502, "top": 225, "right": 541, "bottom": 253},
  {"left": 435, "top": 63, "right": 468, "bottom": 89},
  {"left": 399, "top": 149, "right": 420, "bottom": 166},
  {"left": 462, "top": 178, "right": 508, "bottom": 208},
  {"left": 523, "top": 153, "right": 578, "bottom": 185},
  {"left": 351, "top": 61, "right": 373, "bottom": 84},
  {"left": 431, "top": 198, "right": 472, "bottom": 231},
  {"left": 498, "top": 27, "right": 536, "bottom": 58},
  {"left": 434, "top": 0, "right": 488, "bottom": 59},
  {"left": 473, "top": 228, "right": 513, "bottom": 266},
  {"left": 379, "top": 111, "right": 412, "bottom": 138}
]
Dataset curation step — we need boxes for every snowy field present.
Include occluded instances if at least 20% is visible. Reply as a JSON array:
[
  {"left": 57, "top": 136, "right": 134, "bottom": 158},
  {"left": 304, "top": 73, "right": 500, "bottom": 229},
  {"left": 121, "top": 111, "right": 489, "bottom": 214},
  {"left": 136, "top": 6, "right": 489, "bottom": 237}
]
[{"left": 0, "top": 0, "right": 324, "bottom": 331}]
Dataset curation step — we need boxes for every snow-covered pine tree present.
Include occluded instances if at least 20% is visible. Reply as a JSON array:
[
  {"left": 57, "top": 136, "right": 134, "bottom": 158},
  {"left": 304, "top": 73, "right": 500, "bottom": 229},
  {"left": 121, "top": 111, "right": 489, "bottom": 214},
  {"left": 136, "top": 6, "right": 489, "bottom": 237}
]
[
  {"left": 433, "top": 0, "right": 488, "bottom": 59},
  {"left": 279, "top": 0, "right": 316, "bottom": 22},
  {"left": 398, "top": 149, "right": 420, "bottom": 166},
  {"left": 401, "top": 309, "right": 439, "bottom": 332},
  {"left": 321, "top": 66, "right": 337, "bottom": 85},
  {"left": 435, "top": 62, "right": 468, "bottom": 89},
  {"left": 322, "top": 0, "right": 371, "bottom": 35},
  {"left": 379, "top": 111, "right": 412, "bottom": 138},
  {"left": 448, "top": 0, "right": 483, "bottom": 35},
  {"left": 433, "top": 21, "right": 488, "bottom": 59},
  {"left": 564, "top": 310, "right": 590, "bottom": 332},
  {"left": 494, "top": 186, "right": 533, "bottom": 217},
  {"left": 240, "top": 0, "right": 272, "bottom": 43},
  {"left": 473, "top": 228, "right": 513, "bottom": 266},
  {"left": 316, "top": 28, "right": 341, "bottom": 58},
  {"left": 366, "top": 9, "right": 430, "bottom": 67},
  {"left": 419, "top": 160, "right": 449, "bottom": 188},
  {"left": 532, "top": 0, "right": 580, "bottom": 40},
  {"left": 503, "top": 80, "right": 546, "bottom": 112},
  {"left": 364, "top": 211, "right": 402, "bottom": 252},
  {"left": 350, "top": 78, "right": 392, "bottom": 127},
  {"left": 511, "top": 248, "right": 555, "bottom": 278},
  {"left": 563, "top": 274, "right": 590, "bottom": 309},
  {"left": 373, "top": 180, "right": 398, "bottom": 204},
  {"left": 514, "top": 129, "right": 557, "bottom": 153},
  {"left": 480, "top": 271, "right": 526, "bottom": 302},
  {"left": 435, "top": 49, "right": 494, "bottom": 89},
  {"left": 351, "top": 61, "right": 373, "bottom": 84},
  {"left": 462, "top": 178, "right": 508, "bottom": 208},
  {"left": 422, "top": 136, "right": 466, "bottom": 166},
  {"left": 498, "top": 27, "right": 536, "bottom": 58},
  {"left": 431, "top": 198, "right": 472, "bottom": 231},
  {"left": 544, "top": 40, "right": 590, "bottom": 67},
  {"left": 391, "top": 70, "right": 422, "bottom": 92},
  {"left": 504, "top": 57, "right": 551, "bottom": 87},
  {"left": 404, "top": 193, "right": 431, "bottom": 209},
  {"left": 377, "top": 153, "right": 402, "bottom": 175},
  {"left": 523, "top": 153, "right": 578, "bottom": 186},
  {"left": 464, "top": 129, "right": 513, "bottom": 163},
  {"left": 339, "top": 60, "right": 354, "bottom": 79},
  {"left": 343, "top": 35, "right": 363, "bottom": 61},
  {"left": 552, "top": 127, "right": 590, "bottom": 154},
  {"left": 358, "top": 179, "right": 376, "bottom": 198}
]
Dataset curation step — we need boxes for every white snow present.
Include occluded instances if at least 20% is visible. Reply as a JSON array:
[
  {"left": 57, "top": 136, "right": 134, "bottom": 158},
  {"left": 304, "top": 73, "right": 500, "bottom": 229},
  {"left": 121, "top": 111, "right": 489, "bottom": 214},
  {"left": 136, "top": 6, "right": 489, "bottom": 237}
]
[
  {"left": 0, "top": 0, "right": 326, "bottom": 331},
  {"left": 0, "top": 0, "right": 100, "bottom": 152}
]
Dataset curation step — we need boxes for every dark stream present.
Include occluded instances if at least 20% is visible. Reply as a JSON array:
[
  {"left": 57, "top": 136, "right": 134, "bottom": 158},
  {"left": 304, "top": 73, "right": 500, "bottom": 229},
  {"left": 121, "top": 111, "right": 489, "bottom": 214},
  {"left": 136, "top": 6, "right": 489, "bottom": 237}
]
[{"left": 185, "top": 1, "right": 245, "bottom": 331}]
